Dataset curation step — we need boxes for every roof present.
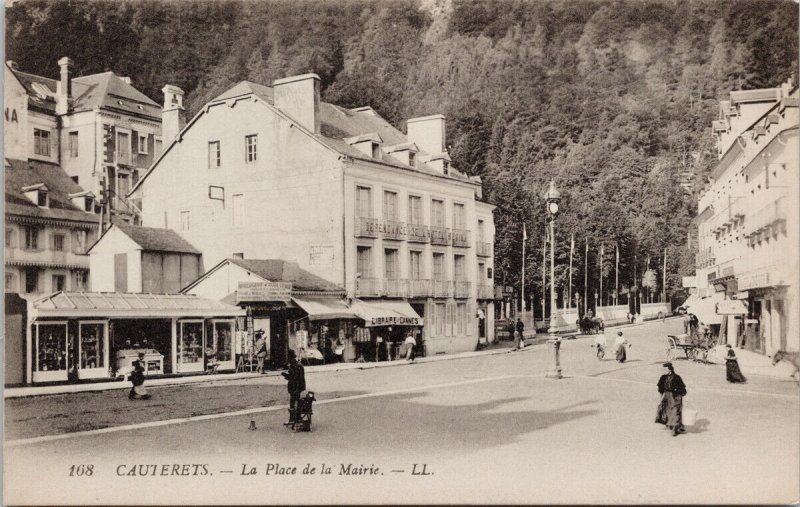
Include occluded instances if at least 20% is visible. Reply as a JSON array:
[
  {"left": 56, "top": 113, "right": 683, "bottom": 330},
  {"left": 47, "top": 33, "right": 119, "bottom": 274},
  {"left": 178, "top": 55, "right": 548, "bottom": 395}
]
[
  {"left": 4, "top": 158, "right": 99, "bottom": 224},
  {"left": 212, "top": 80, "right": 274, "bottom": 103},
  {"left": 227, "top": 258, "right": 344, "bottom": 293},
  {"left": 31, "top": 291, "right": 244, "bottom": 318},
  {"left": 9, "top": 66, "right": 160, "bottom": 119},
  {"left": 111, "top": 223, "right": 201, "bottom": 254}
]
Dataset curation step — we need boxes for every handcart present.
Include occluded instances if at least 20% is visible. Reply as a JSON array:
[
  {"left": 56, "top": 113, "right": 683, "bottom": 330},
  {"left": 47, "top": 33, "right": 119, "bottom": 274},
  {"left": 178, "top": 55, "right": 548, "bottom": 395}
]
[{"left": 286, "top": 390, "right": 315, "bottom": 432}]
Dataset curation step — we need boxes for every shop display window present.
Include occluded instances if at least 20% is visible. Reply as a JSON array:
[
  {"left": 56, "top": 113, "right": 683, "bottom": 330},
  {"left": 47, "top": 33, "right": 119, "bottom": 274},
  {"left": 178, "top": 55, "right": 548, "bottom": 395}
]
[
  {"left": 79, "top": 322, "right": 105, "bottom": 369},
  {"left": 179, "top": 321, "right": 204, "bottom": 364},
  {"left": 210, "top": 320, "right": 233, "bottom": 362},
  {"left": 36, "top": 322, "right": 68, "bottom": 372}
]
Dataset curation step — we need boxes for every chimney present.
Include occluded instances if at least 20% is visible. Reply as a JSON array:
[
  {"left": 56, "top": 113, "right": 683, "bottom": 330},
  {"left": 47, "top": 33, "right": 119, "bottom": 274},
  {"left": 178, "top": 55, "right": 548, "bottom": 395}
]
[
  {"left": 161, "top": 84, "right": 186, "bottom": 141},
  {"left": 273, "top": 73, "right": 320, "bottom": 133},
  {"left": 56, "top": 57, "right": 73, "bottom": 115},
  {"left": 407, "top": 114, "right": 446, "bottom": 155}
]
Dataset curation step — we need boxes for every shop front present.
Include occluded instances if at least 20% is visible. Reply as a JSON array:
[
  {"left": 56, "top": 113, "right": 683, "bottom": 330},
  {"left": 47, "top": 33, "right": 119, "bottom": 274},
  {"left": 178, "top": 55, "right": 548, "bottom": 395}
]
[
  {"left": 348, "top": 299, "right": 424, "bottom": 362},
  {"left": 27, "top": 292, "right": 244, "bottom": 384}
]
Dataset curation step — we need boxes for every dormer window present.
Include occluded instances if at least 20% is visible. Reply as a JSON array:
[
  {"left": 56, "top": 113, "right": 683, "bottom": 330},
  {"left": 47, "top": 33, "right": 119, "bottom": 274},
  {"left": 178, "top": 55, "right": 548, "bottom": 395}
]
[
  {"left": 69, "top": 191, "right": 96, "bottom": 213},
  {"left": 372, "top": 143, "right": 381, "bottom": 159},
  {"left": 408, "top": 151, "right": 416, "bottom": 168},
  {"left": 23, "top": 184, "right": 49, "bottom": 208}
]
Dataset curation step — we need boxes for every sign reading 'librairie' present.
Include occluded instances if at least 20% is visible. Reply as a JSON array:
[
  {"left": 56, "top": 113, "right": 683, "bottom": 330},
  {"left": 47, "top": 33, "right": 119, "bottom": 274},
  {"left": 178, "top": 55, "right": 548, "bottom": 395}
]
[
  {"left": 237, "top": 281, "right": 293, "bottom": 302},
  {"left": 368, "top": 316, "right": 422, "bottom": 327}
]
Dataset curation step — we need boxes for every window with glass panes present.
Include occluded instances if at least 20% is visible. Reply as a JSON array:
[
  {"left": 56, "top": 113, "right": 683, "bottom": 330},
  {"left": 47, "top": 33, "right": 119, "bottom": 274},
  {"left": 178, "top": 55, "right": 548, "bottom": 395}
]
[
  {"left": 356, "top": 186, "right": 372, "bottom": 218},
  {"left": 357, "top": 246, "right": 372, "bottom": 277},
  {"left": 24, "top": 227, "right": 38, "bottom": 250},
  {"left": 431, "top": 199, "right": 445, "bottom": 227},
  {"left": 384, "top": 249, "right": 398, "bottom": 279},
  {"left": 408, "top": 195, "right": 422, "bottom": 224},
  {"left": 454, "top": 255, "right": 465, "bottom": 280},
  {"left": 433, "top": 253, "right": 445, "bottom": 280},
  {"left": 208, "top": 141, "right": 221, "bottom": 168},
  {"left": 409, "top": 251, "right": 422, "bottom": 279},
  {"left": 52, "top": 234, "right": 65, "bottom": 251},
  {"left": 453, "top": 203, "right": 465, "bottom": 229},
  {"left": 245, "top": 134, "right": 257, "bottom": 162},
  {"left": 69, "top": 131, "right": 79, "bottom": 157},
  {"left": 52, "top": 274, "right": 66, "bottom": 291},
  {"left": 383, "top": 191, "right": 398, "bottom": 220},
  {"left": 117, "top": 131, "right": 130, "bottom": 164},
  {"left": 34, "top": 129, "right": 50, "bottom": 156}
]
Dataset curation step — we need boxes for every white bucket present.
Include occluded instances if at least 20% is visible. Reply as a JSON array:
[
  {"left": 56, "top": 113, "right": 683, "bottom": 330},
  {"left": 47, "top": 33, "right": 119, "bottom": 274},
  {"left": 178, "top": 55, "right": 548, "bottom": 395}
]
[{"left": 683, "top": 407, "right": 697, "bottom": 426}]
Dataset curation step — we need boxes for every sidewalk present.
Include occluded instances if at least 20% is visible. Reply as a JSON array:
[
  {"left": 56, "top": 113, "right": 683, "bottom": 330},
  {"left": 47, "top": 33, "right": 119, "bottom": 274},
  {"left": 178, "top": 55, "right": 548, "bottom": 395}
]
[
  {"left": 706, "top": 345, "right": 799, "bottom": 380},
  {"left": 3, "top": 339, "right": 544, "bottom": 399}
]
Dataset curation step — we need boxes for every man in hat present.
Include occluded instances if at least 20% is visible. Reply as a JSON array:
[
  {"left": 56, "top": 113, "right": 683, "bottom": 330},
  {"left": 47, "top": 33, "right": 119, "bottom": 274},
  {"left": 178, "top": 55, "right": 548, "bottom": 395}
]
[
  {"left": 656, "top": 362, "right": 687, "bottom": 436},
  {"left": 282, "top": 350, "right": 306, "bottom": 425},
  {"left": 254, "top": 330, "right": 268, "bottom": 373}
]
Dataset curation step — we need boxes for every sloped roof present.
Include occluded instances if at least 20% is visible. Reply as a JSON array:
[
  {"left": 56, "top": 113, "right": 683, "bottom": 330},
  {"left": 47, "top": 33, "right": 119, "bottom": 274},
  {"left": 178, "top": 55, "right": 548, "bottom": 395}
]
[
  {"left": 8, "top": 66, "right": 160, "bottom": 119},
  {"left": 228, "top": 258, "right": 344, "bottom": 293},
  {"left": 4, "top": 158, "right": 98, "bottom": 224},
  {"left": 212, "top": 80, "right": 274, "bottom": 103},
  {"left": 32, "top": 291, "right": 244, "bottom": 318},
  {"left": 110, "top": 223, "right": 201, "bottom": 254}
]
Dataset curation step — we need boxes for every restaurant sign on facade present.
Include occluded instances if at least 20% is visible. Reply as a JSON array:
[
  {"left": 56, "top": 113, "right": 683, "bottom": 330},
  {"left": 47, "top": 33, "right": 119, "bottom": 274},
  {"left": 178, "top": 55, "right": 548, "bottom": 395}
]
[{"left": 236, "top": 281, "right": 293, "bottom": 302}]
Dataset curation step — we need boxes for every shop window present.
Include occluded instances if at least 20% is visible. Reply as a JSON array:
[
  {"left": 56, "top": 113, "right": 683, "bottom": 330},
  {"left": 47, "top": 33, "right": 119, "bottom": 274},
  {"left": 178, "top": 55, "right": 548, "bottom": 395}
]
[
  {"left": 208, "top": 320, "right": 233, "bottom": 362},
  {"left": 79, "top": 322, "right": 105, "bottom": 369},
  {"left": 36, "top": 322, "right": 67, "bottom": 372},
  {"left": 179, "top": 321, "right": 204, "bottom": 365}
]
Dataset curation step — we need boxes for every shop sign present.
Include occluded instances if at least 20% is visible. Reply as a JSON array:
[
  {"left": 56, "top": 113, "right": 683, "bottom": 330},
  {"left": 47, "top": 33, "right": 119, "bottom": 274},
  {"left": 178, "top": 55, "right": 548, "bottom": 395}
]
[
  {"left": 368, "top": 316, "right": 421, "bottom": 326},
  {"left": 309, "top": 245, "right": 334, "bottom": 266},
  {"left": 716, "top": 300, "right": 748, "bottom": 315},
  {"left": 237, "top": 281, "right": 293, "bottom": 302}
]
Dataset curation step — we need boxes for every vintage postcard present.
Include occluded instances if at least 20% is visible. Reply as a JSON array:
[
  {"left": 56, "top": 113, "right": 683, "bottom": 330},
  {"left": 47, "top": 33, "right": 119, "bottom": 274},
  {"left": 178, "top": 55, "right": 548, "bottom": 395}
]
[{"left": 3, "top": 0, "right": 799, "bottom": 504}]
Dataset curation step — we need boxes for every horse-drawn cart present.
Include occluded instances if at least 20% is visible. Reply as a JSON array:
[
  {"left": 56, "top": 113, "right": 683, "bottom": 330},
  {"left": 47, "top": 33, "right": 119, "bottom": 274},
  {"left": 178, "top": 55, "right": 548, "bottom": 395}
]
[{"left": 665, "top": 333, "right": 716, "bottom": 362}]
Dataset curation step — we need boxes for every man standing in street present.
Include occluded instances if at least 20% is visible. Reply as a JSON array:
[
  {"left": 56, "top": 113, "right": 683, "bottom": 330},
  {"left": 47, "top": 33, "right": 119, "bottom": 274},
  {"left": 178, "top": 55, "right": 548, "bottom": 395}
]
[
  {"left": 282, "top": 350, "right": 306, "bottom": 426},
  {"left": 515, "top": 317, "right": 525, "bottom": 350}
]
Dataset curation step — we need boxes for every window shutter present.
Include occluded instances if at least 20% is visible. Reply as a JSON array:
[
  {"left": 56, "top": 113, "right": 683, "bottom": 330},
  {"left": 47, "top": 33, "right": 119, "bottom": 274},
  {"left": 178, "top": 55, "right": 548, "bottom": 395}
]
[{"left": 49, "top": 232, "right": 55, "bottom": 250}]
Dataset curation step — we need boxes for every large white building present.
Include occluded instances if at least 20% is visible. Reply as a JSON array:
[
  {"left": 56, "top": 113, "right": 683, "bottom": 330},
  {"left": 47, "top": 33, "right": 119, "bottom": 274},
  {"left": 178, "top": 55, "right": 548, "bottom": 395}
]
[
  {"left": 132, "top": 74, "right": 497, "bottom": 354},
  {"left": 695, "top": 79, "right": 798, "bottom": 355}
]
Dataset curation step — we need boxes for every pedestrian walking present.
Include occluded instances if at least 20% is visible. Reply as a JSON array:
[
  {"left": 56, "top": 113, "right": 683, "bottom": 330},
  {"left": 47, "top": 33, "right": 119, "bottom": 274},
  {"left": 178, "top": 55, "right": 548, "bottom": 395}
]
[
  {"left": 282, "top": 350, "right": 306, "bottom": 426},
  {"left": 254, "top": 330, "right": 268, "bottom": 373},
  {"left": 515, "top": 318, "right": 525, "bottom": 350},
  {"left": 656, "top": 362, "right": 687, "bottom": 437},
  {"left": 725, "top": 345, "right": 747, "bottom": 383},
  {"left": 614, "top": 331, "right": 629, "bottom": 363},
  {"left": 128, "top": 353, "right": 151, "bottom": 400},
  {"left": 594, "top": 332, "right": 607, "bottom": 360},
  {"left": 404, "top": 332, "right": 417, "bottom": 362}
]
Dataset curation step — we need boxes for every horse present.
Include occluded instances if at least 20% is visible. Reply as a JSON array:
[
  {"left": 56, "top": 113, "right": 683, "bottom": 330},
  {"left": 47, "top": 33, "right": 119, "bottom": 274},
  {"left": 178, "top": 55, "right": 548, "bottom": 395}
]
[
  {"left": 577, "top": 316, "right": 604, "bottom": 335},
  {"left": 772, "top": 350, "right": 800, "bottom": 380}
]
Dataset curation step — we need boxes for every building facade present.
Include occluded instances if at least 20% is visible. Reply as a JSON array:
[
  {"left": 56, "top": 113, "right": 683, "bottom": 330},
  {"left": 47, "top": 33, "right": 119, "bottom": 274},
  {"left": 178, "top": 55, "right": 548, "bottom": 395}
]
[
  {"left": 133, "top": 74, "right": 497, "bottom": 354},
  {"left": 4, "top": 58, "right": 164, "bottom": 223},
  {"left": 695, "top": 79, "right": 799, "bottom": 355}
]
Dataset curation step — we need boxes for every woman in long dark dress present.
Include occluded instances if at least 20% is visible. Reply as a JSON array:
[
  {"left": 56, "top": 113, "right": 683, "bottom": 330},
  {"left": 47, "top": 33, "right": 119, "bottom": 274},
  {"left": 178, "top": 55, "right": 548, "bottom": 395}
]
[{"left": 725, "top": 345, "right": 747, "bottom": 383}]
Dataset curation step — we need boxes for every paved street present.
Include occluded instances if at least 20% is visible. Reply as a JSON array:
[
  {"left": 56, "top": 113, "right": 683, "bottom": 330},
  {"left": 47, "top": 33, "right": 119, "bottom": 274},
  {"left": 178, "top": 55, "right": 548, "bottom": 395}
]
[{"left": 5, "top": 319, "right": 799, "bottom": 505}]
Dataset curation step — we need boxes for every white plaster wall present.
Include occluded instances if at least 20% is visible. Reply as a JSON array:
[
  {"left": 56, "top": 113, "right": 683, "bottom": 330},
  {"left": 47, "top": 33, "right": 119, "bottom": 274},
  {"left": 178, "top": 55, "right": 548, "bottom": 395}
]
[
  {"left": 3, "top": 69, "right": 29, "bottom": 160},
  {"left": 185, "top": 263, "right": 262, "bottom": 300},
  {"left": 89, "top": 253, "right": 116, "bottom": 292},
  {"left": 60, "top": 111, "right": 100, "bottom": 191},
  {"left": 139, "top": 97, "right": 345, "bottom": 283}
]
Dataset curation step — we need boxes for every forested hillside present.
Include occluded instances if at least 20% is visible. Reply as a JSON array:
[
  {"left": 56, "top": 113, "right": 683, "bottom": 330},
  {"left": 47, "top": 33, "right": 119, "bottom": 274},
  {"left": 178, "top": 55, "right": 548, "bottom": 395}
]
[{"left": 6, "top": 0, "right": 798, "bottom": 306}]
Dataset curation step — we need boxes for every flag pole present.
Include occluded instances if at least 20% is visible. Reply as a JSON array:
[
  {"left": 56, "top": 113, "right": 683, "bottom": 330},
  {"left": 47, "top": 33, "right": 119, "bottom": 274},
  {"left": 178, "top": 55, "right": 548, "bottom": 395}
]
[{"left": 521, "top": 223, "right": 526, "bottom": 316}]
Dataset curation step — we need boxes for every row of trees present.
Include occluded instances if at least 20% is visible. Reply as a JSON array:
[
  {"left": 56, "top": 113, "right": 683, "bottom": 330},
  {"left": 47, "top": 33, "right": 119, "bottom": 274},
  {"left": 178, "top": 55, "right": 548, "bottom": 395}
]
[{"left": 6, "top": 0, "right": 798, "bottom": 306}]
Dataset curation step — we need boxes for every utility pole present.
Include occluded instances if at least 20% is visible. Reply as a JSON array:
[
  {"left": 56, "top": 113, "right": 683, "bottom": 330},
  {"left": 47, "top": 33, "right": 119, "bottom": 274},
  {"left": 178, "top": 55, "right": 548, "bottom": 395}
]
[{"left": 568, "top": 234, "right": 574, "bottom": 310}]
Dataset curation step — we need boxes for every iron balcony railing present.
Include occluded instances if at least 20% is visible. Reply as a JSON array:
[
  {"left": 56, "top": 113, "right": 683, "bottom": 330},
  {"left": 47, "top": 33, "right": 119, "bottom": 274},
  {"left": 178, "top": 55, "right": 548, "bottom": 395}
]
[
  {"left": 383, "top": 278, "right": 408, "bottom": 297},
  {"left": 408, "top": 278, "right": 433, "bottom": 297},
  {"left": 433, "top": 279, "right": 451, "bottom": 297},
  {"left": 429, "top": 226, "right": 451, "bottom": 246},
  {"left": 453, "top": 281, "right": 471, "bottom": 298},
  {"left": 382, "top": 219, "right": 406, "bottom": 241},
  {"left": 355, "top": 277, "right": 381, "bottom": 297},
  {"left": 406, "top": 223, "right": 429, "bottom": 243},
  {"left": 355, "top": 216, "right": 381, "bottom": 238},
  {"left": 451, "top": 228, "right": 471, "bottom": 248}
]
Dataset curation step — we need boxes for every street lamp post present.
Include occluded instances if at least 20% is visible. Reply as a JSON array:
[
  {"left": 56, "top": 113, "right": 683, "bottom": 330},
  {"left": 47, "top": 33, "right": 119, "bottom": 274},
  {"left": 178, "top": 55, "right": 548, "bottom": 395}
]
[{"left": 544, "top": 180, "right": 562, "bottom": 379}]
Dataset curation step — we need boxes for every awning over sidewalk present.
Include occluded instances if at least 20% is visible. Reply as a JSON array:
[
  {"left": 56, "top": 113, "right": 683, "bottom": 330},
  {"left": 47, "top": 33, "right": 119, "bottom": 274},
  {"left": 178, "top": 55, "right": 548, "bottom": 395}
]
[
  {"left": 685, "top": 293, "right": 724, "bottom": 325},
  {"left": 350, "top": 299, "right": 423, "bottom": 327},
  {"left": 31, "top": 291, "right": 245, "bottom": 318},
  {"left": 291, "top": 297, "right": 358, "bottom": 321}
]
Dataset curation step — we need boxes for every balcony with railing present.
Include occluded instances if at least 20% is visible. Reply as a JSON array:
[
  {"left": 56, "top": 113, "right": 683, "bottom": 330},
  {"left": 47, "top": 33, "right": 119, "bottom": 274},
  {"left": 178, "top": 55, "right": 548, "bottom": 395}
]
[
  {"left": 355, "top": 216, "right": 381, "bottom": 238},
  {"left": 406, "top": 223, "right": 429, "bottom": 243},
  {"left": 383, "top": 278, "right": 408, "bottom": 297},
  {"left": 408, "top": 278, "right": 433, "bottom": 298},
  {"left": 453, "top": 280, "right": 471, "bottom": 298},
  {"left": 355, "top": 277, "right": 381, "bottom": 297},
  {"left": 743, "top": 196, "right": 787, "bottom": 240},
  {"left": 433, "top": 279, "right": 451, "bottom": 297},
  {"left": 476, "top": 241, "right": 492, "bottom": 257},
  {"left": 477, "top": 284, "right": 494, "bottom": 299},
  {"left": 430, "top": 226, "right": 451, "bottom": 246},
  {"left": 451, "top": 228, "right": 471, "bottom": 248}
]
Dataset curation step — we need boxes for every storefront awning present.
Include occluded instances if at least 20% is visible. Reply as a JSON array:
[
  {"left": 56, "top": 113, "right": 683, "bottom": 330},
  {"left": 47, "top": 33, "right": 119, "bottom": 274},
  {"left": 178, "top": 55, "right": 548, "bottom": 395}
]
[
  {"left": 31, "top": 291, "right": 245, "bottom": 319},
  {"left": 685, "top": 293, "right": 724, "bottom": 325},
  {"left": 350, "top": 299, "right": 423, "bottom": 327},
  {"left": 292, "top": 297, "right": 358, "bottom": 321}
]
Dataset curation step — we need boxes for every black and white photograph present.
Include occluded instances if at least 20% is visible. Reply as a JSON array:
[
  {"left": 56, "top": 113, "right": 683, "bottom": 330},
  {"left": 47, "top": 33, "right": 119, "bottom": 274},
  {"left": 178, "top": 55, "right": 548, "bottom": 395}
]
[{"left": 2, "top": 0, "right": 799, "bottom": 504}]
